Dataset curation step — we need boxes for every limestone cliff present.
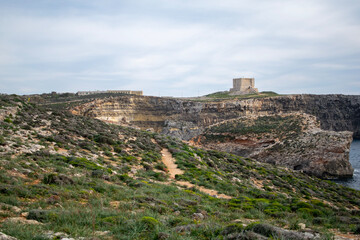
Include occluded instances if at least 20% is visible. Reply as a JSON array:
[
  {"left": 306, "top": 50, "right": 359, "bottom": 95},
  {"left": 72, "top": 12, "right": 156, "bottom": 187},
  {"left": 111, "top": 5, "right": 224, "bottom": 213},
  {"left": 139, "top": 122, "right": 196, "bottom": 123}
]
[
  {"left": 71, "top": 94, "right": 360, "bottom": 179},
  {"left": 191, "top": 113, "right": 354, "bottom": 179},
  {"left": 71, "top": 94, "right": 360, "bottom": 139}
]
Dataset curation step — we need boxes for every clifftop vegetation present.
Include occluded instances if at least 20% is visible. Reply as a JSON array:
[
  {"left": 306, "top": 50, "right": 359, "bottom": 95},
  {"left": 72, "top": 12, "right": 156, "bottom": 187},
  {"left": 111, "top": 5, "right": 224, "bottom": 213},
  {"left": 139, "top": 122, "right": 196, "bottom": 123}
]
[
  {"left": 0, "top": 94, "right": 360, "bottom": 239},
  {"left": 194, "top": 91, "right": 280, "bottom": 101}
]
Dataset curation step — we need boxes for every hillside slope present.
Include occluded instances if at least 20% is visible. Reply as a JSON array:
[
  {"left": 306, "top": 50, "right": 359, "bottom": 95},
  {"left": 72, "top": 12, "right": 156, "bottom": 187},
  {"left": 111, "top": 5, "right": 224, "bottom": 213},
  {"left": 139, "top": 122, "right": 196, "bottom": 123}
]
[{"left": 1, "top": 95, "right": 360, "bottom": 239}]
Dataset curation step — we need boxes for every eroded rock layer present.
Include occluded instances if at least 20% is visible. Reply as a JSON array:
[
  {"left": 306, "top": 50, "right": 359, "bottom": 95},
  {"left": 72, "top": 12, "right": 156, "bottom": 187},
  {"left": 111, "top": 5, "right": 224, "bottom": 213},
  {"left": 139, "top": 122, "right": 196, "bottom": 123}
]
[
  {"left": 71, "top": 94, "right": 360, "bottom": 139},
  {"left": 71, "top": 94, "right": 360, "bottom": 179},
  {"left": 191, "top": 113, "right": 354, "bottom": 179}
]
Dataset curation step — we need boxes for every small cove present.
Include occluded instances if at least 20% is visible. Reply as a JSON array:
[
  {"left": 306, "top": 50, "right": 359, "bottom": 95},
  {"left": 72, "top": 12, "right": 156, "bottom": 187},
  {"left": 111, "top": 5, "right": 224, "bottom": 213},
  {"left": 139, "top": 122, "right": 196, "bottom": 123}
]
[{"left": 333, "top": 139, "right": 360, "bottom": 190}]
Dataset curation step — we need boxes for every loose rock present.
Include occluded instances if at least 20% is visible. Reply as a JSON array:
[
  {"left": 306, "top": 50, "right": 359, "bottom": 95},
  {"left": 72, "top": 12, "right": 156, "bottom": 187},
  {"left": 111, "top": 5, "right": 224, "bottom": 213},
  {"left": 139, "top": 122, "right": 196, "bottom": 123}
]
[
  {"left": 157, "top": 232, "right": 170, "bottom": 240},
  {"left": 192, "top": 212, "right": 205, "bottom": 221},
  {"left": 0, "top": 232, "right": 18, "bottom": 240},
  {"left": 4, "top": 217, "right": 43, "bottom": 225}
]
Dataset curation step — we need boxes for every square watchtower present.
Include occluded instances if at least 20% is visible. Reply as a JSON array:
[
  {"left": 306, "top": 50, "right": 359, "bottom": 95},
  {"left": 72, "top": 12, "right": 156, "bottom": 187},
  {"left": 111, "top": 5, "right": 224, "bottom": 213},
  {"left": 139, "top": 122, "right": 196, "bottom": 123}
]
[{"left": 229, "top": 78, "right": 258, "bottom": 95}]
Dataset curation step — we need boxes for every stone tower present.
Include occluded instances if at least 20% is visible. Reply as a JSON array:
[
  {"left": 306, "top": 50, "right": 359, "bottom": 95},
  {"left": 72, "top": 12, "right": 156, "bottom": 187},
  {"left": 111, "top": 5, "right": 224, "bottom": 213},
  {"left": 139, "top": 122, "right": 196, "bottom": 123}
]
[{"left": 229, "top": 78, "right": 258, "bottom": 95}]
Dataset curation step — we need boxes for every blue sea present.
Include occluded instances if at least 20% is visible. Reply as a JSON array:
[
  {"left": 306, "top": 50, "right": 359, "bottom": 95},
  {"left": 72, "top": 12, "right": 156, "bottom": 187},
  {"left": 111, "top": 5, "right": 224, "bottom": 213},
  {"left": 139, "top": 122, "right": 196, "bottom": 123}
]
[{"left": 334, "top": 139, "right": 360, "bottom": 190}]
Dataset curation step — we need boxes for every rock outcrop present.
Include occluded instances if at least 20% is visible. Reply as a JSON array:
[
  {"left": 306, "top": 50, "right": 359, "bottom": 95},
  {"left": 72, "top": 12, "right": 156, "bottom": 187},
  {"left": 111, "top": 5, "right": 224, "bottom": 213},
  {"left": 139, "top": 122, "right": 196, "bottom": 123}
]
[
  {"left": 191, "top": 113, "right": 354, "bottom": 179},
  {"left": 0, "top": 232, "right": 18, "bottom": 240},
  {"left": 0, "top": 106, "right": 18, "bottom": 121}
]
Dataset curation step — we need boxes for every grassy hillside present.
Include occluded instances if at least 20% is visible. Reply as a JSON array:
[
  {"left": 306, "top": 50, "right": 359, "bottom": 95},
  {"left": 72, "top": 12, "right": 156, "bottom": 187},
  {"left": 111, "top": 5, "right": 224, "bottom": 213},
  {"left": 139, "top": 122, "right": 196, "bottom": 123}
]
[{"left": 0, "top": 95, "right": 360, "bottom": 239}]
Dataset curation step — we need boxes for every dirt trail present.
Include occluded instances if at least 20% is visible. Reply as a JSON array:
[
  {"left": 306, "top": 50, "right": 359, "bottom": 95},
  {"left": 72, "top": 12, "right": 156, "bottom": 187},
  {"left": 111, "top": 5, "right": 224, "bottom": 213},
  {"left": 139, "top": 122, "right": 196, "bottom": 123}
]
[
  {"left": 161, "top": 148, "right": 232, "bottom": 199},
  {"left": 161, "top": 149, "right": 184, "bottom": 178}
]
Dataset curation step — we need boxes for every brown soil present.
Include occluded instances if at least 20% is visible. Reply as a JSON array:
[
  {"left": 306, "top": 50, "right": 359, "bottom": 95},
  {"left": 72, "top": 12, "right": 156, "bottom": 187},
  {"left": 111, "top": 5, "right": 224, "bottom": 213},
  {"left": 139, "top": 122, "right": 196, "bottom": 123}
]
[
  {"left": 330, "top": 229, "right": 360, "bottom": 240},
  {"left": 161, "top": 149, "right": 184, "bottom": 178}
]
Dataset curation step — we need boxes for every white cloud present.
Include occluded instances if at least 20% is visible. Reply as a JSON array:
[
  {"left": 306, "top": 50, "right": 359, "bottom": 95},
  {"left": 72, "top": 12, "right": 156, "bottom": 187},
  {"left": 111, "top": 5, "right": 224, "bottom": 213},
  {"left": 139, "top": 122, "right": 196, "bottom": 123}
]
[{"left": 0, "top": 0, "right": 359, "bottom": 95}]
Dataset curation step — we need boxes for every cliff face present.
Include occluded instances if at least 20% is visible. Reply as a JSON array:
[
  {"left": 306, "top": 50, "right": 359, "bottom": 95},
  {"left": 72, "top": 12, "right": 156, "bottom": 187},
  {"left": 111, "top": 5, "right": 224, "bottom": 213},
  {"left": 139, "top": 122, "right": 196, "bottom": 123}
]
[
  {"left": 71, "top": 96, "right": 204, "bottom": 136},
  {"left": 191, "top": 113, "right": 354, "bottom": 179},
  {"left": 234, "top": 94, "right": 360, "bottom": 139},
  {"left": 71, "top": 94, "right": 360, "bottom": 139},
  {"left": 70, "top": 94, "right": 359, "bottom": 179}
]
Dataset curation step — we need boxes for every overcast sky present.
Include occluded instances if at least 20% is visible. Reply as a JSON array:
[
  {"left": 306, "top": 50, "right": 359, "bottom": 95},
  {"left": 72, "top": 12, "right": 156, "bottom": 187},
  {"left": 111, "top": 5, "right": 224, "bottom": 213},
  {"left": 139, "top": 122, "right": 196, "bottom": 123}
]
[{"left": 0, "top": 0, "right": 360, "bottom": 96}]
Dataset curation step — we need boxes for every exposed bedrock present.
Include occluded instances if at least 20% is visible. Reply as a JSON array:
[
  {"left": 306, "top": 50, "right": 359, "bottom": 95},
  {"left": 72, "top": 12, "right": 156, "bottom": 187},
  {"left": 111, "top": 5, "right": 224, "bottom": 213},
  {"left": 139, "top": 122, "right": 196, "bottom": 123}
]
[
  {"left": 71, "top": 94, "right": 360, "bottom": 179},
  {"left": 72, "top": 94, "right": 360, "bottom": 139},
  {"left": 191, "top": 113, "right": 354, "bottom": 179}
]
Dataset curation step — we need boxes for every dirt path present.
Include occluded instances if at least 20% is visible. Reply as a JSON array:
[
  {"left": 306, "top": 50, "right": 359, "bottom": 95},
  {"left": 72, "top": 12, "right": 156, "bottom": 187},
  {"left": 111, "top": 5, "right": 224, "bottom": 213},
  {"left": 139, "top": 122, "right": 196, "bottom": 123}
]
[
  {"left": 161, "top": 148, "right": 232, "bottom": 199},
  {"left": 161, "top": 148, "right": 184, "bottom": 178}
]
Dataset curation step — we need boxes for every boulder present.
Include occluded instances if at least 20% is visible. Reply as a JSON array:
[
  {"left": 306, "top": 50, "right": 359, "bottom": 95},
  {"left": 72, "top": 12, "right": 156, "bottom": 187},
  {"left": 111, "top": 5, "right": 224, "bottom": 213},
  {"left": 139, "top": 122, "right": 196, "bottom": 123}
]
[{"left": 0, "top": 232, "right": 18, "bottom": 240}]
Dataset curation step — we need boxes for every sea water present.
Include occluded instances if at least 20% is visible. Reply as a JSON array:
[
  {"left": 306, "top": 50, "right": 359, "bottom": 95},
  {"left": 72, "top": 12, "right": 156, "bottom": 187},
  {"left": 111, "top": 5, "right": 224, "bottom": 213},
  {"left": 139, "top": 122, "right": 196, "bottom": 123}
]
[{"left": 334, "top": 139, "right": 360, "bottom": 190}]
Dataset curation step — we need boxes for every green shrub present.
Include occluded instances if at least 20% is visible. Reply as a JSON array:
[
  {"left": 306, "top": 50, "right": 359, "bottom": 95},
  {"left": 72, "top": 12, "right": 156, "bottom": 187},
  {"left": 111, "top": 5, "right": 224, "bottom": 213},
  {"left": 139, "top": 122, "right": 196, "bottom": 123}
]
[
  {"left": 43, "top": 173, "right": 74, "bottom": 185},
  {"left": 297, "top": 208, "right": 323, "bottom": 217},
  {"left": 100, "top": 215, "right": 124, "bottom": 225},
  {"left": 353, "top": 225, "right": 360, "bottom": 234},
  {"left": 27, "top": 209, "right": 55, "bottom": 222},
  {"left": 68, "top": 157, "right": 103, "bottom": 170},
  {"left": 0, "top": 136, "right": 6, "bottom": 146},
  {"left": 291, "top": 201, "right": 312, "bottom": 211},
  {"left": 142, "top": 151, "right": 161, "bottom": 163},
  {"left": 120, "top": 155, "right": 137, "bottom": 163},
  {"left": 154, "top": 162, "right": 166, "bottom": 171},
  {"left": 4, "top": 117, "right": 12, "bottom": 123},
  {"left": 91, "top": 169, "right": 104, "bottom": 178},
  {"left": 222, "top": 223, "right": 244, "bottom": 235},
  {"left": 141, "top": 216, "right": 160, "bottom": 230}
]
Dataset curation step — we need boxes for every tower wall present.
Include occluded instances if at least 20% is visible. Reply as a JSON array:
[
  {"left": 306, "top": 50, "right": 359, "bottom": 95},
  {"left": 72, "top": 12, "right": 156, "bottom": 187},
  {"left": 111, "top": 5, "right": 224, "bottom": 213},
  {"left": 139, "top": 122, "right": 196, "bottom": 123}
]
[{"left": 229, "top": 78, "right": 258, "bottom": 95}]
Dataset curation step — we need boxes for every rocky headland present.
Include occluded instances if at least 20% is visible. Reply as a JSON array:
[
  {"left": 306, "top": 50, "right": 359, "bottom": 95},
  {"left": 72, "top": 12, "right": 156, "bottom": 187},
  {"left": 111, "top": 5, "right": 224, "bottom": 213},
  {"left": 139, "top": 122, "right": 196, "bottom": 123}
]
[
  {"left": 70, "top": 94, "right": 360, "bottom": 179},
  {"left": 191, "top": 113, "right": 354, "bottom": 179}
]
